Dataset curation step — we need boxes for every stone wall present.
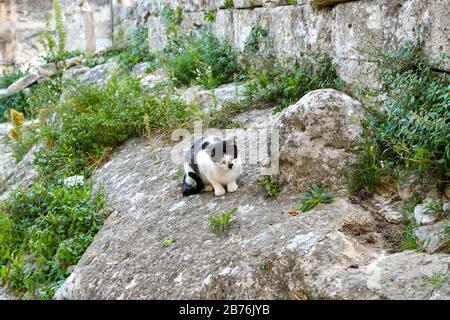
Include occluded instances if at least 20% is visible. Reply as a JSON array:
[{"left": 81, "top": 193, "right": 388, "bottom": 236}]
[
  {"left": 0, "top": 0, "right": 133, "bottom": 70},
  {"left": 116, "top": 0, "right": 449, "bottom": 87}
]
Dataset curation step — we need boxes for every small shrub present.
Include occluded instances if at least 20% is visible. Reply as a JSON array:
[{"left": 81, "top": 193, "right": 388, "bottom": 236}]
[
  {"left": 35, "top": 76, "right": 199, "bottom": 179},
  {"left": 0, "top": 92, "right": 28, "bottom": 123},
  {"left": 298, "top": 183, "right": 335, "bottom": 212},
  {"left": 117, "top": 27, "right": 156, "bottom": 71},
  {"left": 161, "top": 6, "right": 184, "bottom": 52},
  {"left": 203, "top": 10, "right": 216, "bottom": 22},
  {"left": 244, "top": 52, "right": 344, "bottom": 112},
  {"left": 355, "top": 38, "right": 449, "bottom": 191},
  {"left": 260, "top": 175, "right": 281, "bottom": 198},
  {"left": 165, "top": 31, "right": 242, "bottom": 89},
  {"left": 0, "top": 66, "right": 26, "bottom": 89},
  {"left": 39, "top": 0, "right": 67, "bottom": 63},
  {"left": 208, "top": 208, "right": 237, "bottom": 235},
  {"left": 224, "top": 0, "right": 234, "bottom": 9},
  {"left": 0, "top": 181, "right": 106, "bottom": 299}
]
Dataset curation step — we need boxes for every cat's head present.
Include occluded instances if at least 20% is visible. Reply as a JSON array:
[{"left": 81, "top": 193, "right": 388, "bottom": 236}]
[{"left": 205, "top": 136, "right": 238, "bottom": 170}]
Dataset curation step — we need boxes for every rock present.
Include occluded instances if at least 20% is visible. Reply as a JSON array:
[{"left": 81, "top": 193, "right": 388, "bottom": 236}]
[
  {"left": 372, "top": 195, "right": 403, "bottom": 224},
  {"left": 274, "top": 89, "right": 365, "bottom": 193},
  {"left": 7, "top": 74, "right": 40, "bottom": 94},
  {"left": 308, "top": 0, "right": 357, "bottom": 10},
  {"left": 0, "top": 286, "right": 16, "bottom": 300},
  {"left": 140, "top": 68, "right": 169, "bottom": 90},
  {"left": 414, "top": 204, "right": 438, "bottom": 226},
  {"left": 34, "top": 63, "right": 58, "bottom": 78},
  {"left": 62, "top": 65, "right": 90, "bottom": 80},
  {"left": 64, "top": 175, "right": 85, "bottom": 188},
  {"left": 443, "top": 202, "right": 450, "bottom": 216},
  {"left": 262, "top": 0, "right": 289, "bottom": 7},
  {"left": 397, "top": 175, "right": 439, "bottom": 201},
  {"left": 63, "top": 62, "right": 118, "bottom": 87},
  {"left": 52, "top": 107, "right": 449, "bottom": 300},
  {"left": 0, "top": 88, "right": 10, "bottom": 98},
  {"left": 178, "top": 83, "right": 245, "bottom": 112},
  {"left": 414, "top": 220, "right": 449, "bottom": 254},
  {"left": 65, "top": 56, "right": 84, "bottom": 69},
  {"left": 233, "top": 0, "right": 263, "bottom": 9},
  {"left": 130, "top": 62, "right": 153, "bottom": 79},
  {"left": 140, "top": 0, "right": 450, "bottom": 89},
  {"left": 0, "top": 143, "right": 40, "bottom": 201},
  {"left": 0, "top": 123, "right": 15, "bottom": 183}
]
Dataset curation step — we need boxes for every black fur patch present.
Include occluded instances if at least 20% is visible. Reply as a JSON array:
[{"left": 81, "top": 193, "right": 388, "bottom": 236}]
[{"left": 182, "top": 172, "right": 204, "bottom": 196}]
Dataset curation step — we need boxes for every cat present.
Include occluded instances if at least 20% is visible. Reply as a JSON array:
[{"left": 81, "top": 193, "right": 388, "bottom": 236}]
[{"left": 182, "top": 135, "right": 242, "bottom": 197}]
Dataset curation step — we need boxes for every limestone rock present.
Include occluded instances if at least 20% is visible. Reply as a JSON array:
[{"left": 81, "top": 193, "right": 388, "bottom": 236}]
[
  {"left": 33, "top": 63, "right": 58, "bottom": 78},
  {"left": 0, "top": 88, "right": 10, "bottom": 98},
  {"left": 414, "top": 220, "right": 449, "bottom": 254},
  {"left": 140, "top": 68, "right": 169, "bottom": 90},
  {"left": 414, "top": 204, "right": 438, "bottom": 226},
  {"left": 52, "top": 107, "right": 449, "bottom": 300},
  {"left": 262, "top": 0, "right": 289, "bottom": 7},
  {"left": 178, "top": 83, "right": 245, "bottom": 112},
  {"left": 0, "top": 123, "right": 15, "bottom": 183},
  {"left": 274, "top": 89, "right": 365, "bottom": 193},
  {"left": 63, "top": 62, "right": 118, "bottom": 86},
  {"left": 0, "top": 143, "right": 40, "bottom": 201},
  {"left": 130, "top": 62, "right": 154, "bottom": 79},
  {"left": 7, "top": 74, "right": 40, "bottom": 94},
  {"left": 65, "top": 56, "right": 84, "bottom": 69},
  {"left": 308, "top": 0, "right": 358, "bottom": 10},
  {"left": 397, "top": 175, "right": 439, "bottom": 201}
]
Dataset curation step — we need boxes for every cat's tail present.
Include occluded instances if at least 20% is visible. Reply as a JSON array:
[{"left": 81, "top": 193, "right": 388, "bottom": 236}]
[{"left": 182, "top": 172, "right": 204, "bottom": 196}]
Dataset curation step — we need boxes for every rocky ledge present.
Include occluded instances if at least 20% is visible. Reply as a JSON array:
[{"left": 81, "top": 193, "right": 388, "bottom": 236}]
[{"left": 54, "top": 105, "right": 449, "bottom": 300}]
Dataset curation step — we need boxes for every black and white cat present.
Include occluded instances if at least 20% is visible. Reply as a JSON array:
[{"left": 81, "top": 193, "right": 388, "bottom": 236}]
[{"left": 182, "top": 136, "right": 242, "bottom": 196}]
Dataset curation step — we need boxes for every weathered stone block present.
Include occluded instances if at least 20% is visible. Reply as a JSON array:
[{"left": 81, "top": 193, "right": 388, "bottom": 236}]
[{"left": 274, "top": 89, "right": 365, "bottom": 193}]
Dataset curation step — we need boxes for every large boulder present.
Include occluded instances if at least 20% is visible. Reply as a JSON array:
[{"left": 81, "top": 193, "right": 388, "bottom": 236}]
[
  {"left": 53, "top": 107, "right": 449, "bottom": 300},
  {"left": 274, "top": 89, "right": 365, "bottom": 193}
]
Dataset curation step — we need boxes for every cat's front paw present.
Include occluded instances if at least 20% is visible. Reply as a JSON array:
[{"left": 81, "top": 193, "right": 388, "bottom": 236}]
[
  {"left": 227, "top": 182, "right": 238, "bottom": 193},
  {"left": 214, "top": 187, "right": 226, "bottom": 196},
  {"left": 204, "top": 185, "right": 213, "bottom": 192}
]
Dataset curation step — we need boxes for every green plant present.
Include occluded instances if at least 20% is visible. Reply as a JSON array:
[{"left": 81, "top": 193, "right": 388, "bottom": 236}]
[
  {"left": 349, "top": 136, "right": 385, "bottom": 192},
  {"left": 162, "top": 237, "right": 177, "bottom": 248},
  {"left": 117, "top": 27, "right": 156, "bottom": 71},
  {"left": 424, "top": 273, "right": 450, "bottom": 289},
  {"left": 165, "top": 31, "right": 242, "bottom": 89},
  {"left": 259, "top": 260, "right": 267, "bottom": 270},
  {"left": 39, "top": 0, "right": 67, "bottom": 63},
  {"left": 399, "top": 196, "right": 423, "bottom": 251},
  {"left": 35, "top": 76, "right": 199, "bottom": 179},
  {"left": 208, "top": 208, "right": 237, "bottom": 235},
  {"left": 298, "top": 183, "right": 335, "bottom": 212},
  {"left": 224, "top": 0, "right": 234, "bottom": 9},
  {"left": 7, "top": 109, "right": 39, "bottom": 162},
  {"left": 0, "top": 181, "right": 106, "bottom": 299},
  {"left": 203, "top": 10, "right": 216, "bottom": 22},
  {"left": 161, "top": 6, "right": 184, "bottom": 52},
  {"left": 244, "top": 52, "right": 344, "bottom": 112},
  {"left": 355, "top": 38, "right": 449, "bottom": 191},
  {"left": 288, "top": 0, "right": 297, "bottom": 4},
  {"left": 260, "top": 175, "right": 281, "bottom": 198},
  {"left": 0, "top": 66, "right": 26, "bottom": 88},
  {"left": 0, "top": 92, "right": 28, "bottom": 123}
]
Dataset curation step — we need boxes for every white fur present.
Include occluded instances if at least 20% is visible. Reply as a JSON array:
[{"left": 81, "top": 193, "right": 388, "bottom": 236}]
[{"left": 196, "top": 142, "right": 242, "bottom": 196}]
